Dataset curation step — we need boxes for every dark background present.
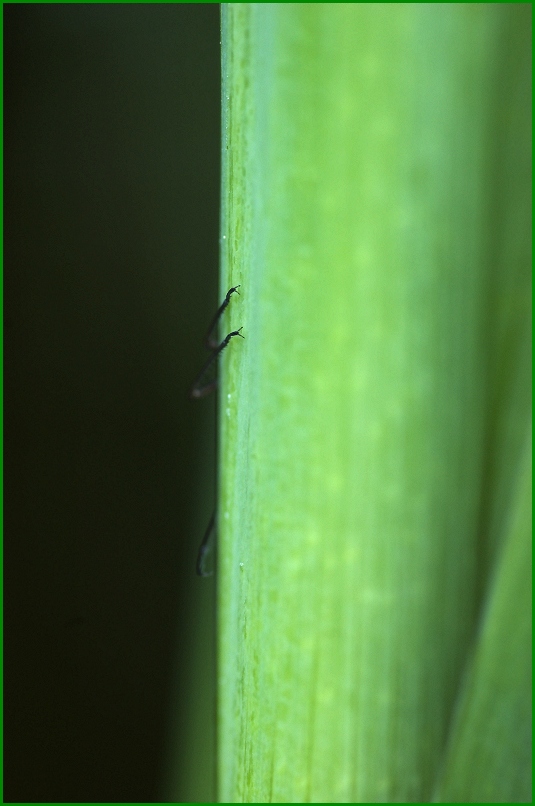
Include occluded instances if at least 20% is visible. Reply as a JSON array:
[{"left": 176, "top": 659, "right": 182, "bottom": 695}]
[{"left": 4, "top": 5, "right": 220, "bottom": 802}]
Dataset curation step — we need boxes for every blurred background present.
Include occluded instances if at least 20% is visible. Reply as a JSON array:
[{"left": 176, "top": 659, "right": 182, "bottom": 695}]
[{"left": 4, "top": 5, "right": 220, "bottom": 802}]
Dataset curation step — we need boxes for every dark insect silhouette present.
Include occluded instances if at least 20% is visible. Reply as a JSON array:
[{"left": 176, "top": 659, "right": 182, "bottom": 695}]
[{"left": 190, "top": 286, "right": 243, "bottom": 575}]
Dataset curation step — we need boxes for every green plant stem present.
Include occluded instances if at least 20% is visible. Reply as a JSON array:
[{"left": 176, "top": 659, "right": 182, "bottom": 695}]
[{"left": 217, "top": 4, "right": 531, "bottom": 802}]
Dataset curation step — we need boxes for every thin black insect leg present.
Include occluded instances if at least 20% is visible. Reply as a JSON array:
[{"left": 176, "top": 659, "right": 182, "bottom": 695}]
[
  {"left": 190, "top": 328, "right": 245, "bottom": 399},
  {"left": 191, "top": 285, "right": 242, "bottom": 577},
  {"left": 196, "top": 510, "right": 216, "bottom": 576},
  {"left": 204, "top": 285, "right": 240, "bottom": 350}
]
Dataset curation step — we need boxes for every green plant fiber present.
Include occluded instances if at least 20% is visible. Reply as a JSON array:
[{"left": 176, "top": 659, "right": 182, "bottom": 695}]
[{"left": 217, "top": 4, "right": 531, "bottom": 803}]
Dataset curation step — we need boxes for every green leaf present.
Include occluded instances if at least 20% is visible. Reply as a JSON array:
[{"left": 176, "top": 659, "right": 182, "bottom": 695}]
[
  {"left": 217, "top": 4, "right": 531, "bottom": 801},
  {"left": 433, "top": 428, "right": 532, "bottom": 803}
]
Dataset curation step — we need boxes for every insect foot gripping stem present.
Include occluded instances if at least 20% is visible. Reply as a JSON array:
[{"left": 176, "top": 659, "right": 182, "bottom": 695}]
[
  {"left": 190, "top": 286, "right": 244, "bottom": 575},
  {"left": 204, "top": 285, "right": 241, "bottom": 350},
  {"left": 190, "top": 328, "right": 245, "bottom": 399}
]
